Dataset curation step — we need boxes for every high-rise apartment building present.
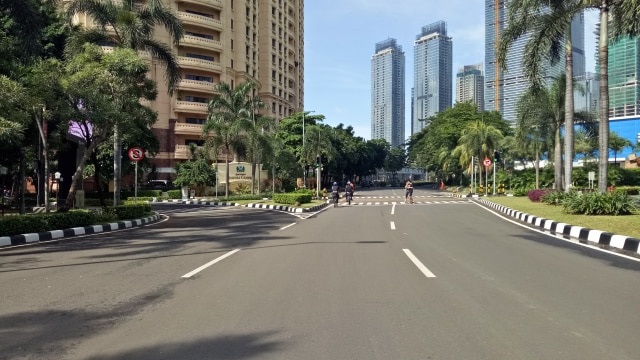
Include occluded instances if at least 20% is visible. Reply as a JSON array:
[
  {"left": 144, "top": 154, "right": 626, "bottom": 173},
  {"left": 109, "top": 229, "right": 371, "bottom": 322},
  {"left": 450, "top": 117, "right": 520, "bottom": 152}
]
[
  {"left": 456, "top": 63, "right": 485, "bottom": 111},
  {"left": 412, "top": 21, "right": 452, "bottom": 135},
  {"left": 371, "top": 38, "right": 405, "bottom": 147},
  {"left": 65, "top": 0, "right": 304, "bottom": 177},
  {"left": 485, "top": 1, "right": 584, "bottom": 124},
  {"left": 595, "top": 27, "right": 640, "bottom": 119}
]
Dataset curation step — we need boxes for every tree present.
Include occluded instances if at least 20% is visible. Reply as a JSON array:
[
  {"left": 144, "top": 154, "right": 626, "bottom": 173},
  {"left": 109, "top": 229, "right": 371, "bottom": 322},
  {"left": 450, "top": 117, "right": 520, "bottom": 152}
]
[
  {"left": 59, "top": 44, "right": 157, "bottom": 211},
  {"left": 516, "top": 77, "right": 564, "bottom": 189},
  {"left": 0, "top": 76, "right": 26, "bottom": 143},
  {"left": 498, "top": 0, "right": 583, "bottom": 192},
  {"left": 204, "top": 81, "right": 255, "bottom": 198},
  {"left": 65, "top": 0, "right": 184, "bottom": 205},
  {"left": 246, "top": 112, "right": 274, "bottom": 195},
  {"left": 453, "top": 121, "right": 504, "bottom": 187},
  {"left": 608, "top": 131, "right": 632, "bottom": 166},
  {"left": 384, "top": 146, "right": 406, "bottom": 182},
  {"left": 173, "top": 143, "right": 216, "bottom": 196}
]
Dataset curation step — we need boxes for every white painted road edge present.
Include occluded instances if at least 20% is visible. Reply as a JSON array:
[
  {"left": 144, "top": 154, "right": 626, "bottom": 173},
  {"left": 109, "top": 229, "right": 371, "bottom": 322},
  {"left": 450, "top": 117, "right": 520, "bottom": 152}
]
[
  {"left": 390, "top": 221, "right": 396, "bottom": 230},
  {"left": 181, "top": 249, "right": 241, "bottom": 278},
  {"left": 280, "top": 222, "right": 296, "bottom": 230},
  {"left": 403, "top": 249, "right": 437, "bottom": 278}
]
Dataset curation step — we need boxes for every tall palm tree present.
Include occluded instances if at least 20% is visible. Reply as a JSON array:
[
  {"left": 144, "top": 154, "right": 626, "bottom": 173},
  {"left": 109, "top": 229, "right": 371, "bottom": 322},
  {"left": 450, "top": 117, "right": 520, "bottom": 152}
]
[
  {"left": 498, "top": 0, "right": 583, "bottom": 192},
  {"left": 204, "top": 81, "right": 255, "bottom": 198},
  {"left": 65, "top": 0, "right": 184, "bottom": 205},
  {"left": 608, "top": 131, "right": 632, "bottom": 166}
]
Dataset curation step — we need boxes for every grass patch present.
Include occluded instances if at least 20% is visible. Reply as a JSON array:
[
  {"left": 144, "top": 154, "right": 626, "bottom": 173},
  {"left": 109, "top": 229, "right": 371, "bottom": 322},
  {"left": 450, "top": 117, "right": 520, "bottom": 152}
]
[{"left": 487, "top": 196, "right": 640, "bottom": 239}]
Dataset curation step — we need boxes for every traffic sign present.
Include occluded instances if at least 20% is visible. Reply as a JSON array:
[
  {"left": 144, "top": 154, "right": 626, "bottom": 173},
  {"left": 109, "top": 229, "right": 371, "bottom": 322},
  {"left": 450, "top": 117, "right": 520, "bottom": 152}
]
[
  {"left": 483, "top": 158, "right": 492, "bottom": 168},
  {"left": 128, "top": 147, "right": 144, "bottom": 162}
]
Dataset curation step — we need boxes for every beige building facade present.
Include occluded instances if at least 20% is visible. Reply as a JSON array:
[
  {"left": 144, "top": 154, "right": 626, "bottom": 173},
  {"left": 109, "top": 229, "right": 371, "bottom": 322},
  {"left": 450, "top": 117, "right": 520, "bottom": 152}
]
[{"left": 66, "top": 0, "right": 305, "bottom": 178}]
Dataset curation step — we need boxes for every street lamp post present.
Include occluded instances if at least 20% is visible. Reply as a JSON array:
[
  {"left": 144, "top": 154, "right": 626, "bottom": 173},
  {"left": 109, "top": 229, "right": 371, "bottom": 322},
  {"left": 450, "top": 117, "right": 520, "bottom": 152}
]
[
  {"left": 0, "top": 166, "right": 7, "bottom": 216},
  {"left": 302, "top": 110, "right": 315, "bottom": 188}
]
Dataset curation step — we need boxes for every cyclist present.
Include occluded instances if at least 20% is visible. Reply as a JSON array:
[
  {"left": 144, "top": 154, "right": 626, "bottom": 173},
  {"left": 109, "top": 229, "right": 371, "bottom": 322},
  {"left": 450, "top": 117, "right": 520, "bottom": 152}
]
[
  {"left": 331, "top": 182, "right": 340, "bottom": 207},
  {"left": 405, "top": 180, "right": 414, "bottom": 204},
  {"left": 345, "top": 181, "right": 354, "bottom": 204}
]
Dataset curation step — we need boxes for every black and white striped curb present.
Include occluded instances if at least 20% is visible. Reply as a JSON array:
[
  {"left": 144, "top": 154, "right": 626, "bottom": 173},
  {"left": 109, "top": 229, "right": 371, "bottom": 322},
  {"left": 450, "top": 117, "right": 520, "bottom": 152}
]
[
  {"left": 476, "top": 199, "right": 640, "bottom": 256},
  {"left": 0, "top": 214, "right": 161, "bottom": 248},
  {"left": 342, "top": 200, "right": 470, "bottom": 206},
  {"left": 153, "top": 200, "right": 239, "bottom": 206},
  {"left": 244, "top": 202, "right": 329, "bottom": 213}
]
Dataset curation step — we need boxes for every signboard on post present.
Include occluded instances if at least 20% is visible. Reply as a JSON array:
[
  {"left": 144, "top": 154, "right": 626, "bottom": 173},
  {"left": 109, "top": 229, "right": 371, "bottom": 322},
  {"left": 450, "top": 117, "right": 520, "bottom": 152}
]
[
  {"left": 128, "top": 147, "right": 144, "bottom": 204},
  {"left": 483, "top": 158, "right": 492, "bottom": 168}
]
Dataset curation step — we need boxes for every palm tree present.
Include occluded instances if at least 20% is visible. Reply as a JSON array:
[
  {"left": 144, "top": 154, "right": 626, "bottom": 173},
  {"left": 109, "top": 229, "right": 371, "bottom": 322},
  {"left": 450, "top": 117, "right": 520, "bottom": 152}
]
[
  {"left": 65, "top": 0, "right": 184, "bottom": 205},
  {"left": 204, "top": 82, "right": 255, "bottom": 198},
  {"left": 608, "top": 131, "right": 632, "bottom": 166},
  {"left": 516, "top": 76, "right": 565, "bottom": 189},
  {"left": 498, "top": 0, "right": 583, "bottom": 193},
  {"left": 453, "top": 121, "right": 504, "bottom": 190}
]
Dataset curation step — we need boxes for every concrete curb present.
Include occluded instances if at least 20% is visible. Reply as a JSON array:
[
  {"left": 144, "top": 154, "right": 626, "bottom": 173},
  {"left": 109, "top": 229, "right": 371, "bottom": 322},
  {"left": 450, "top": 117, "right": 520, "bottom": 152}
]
[
  {"left": 154, "top": 200, "right": 239, "bottom": 206},
  {"left": 476, "top": 198, "right": 640, "bottom": 256},
  {"left": 244, "top": 202, "right": 329, "bottom": 213},
  {"left": 0, "top": 213, "right": 162, "bottom": 248}
]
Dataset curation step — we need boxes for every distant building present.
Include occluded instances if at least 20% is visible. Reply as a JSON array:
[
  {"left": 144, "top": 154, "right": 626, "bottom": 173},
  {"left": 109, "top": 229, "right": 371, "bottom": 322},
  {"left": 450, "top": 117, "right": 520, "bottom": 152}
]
[
  {"left": 456, "top": 63, "right": 485, "bottom": 111},
  {"left": 412, "top": 21, "right": 452, "bottom": 134},
  {"left": 485, "top": 1, "right": 585, "bottom": 125},
  {"left": 371, "top": 38, "right": 405, "bottom": 147}
]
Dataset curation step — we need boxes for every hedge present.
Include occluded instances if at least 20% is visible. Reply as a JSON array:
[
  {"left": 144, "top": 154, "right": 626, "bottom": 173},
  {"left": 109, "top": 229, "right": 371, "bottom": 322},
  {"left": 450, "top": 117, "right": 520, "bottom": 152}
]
[
  {"left": 272, "top": 193, "right": 312, "bottom": 205},
  {"left": 167, "top": 189, "right": 182, "bottom": 199}
]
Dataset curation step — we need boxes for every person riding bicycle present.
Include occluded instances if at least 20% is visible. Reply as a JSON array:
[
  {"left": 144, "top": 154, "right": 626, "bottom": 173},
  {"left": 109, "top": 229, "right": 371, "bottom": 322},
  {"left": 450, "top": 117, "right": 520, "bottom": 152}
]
[
  {"left": 405, "top": 180, "right": 414, "bottom": 204},
  {"left": 345, "top": 181, "right": 354, "bottom": 201}
]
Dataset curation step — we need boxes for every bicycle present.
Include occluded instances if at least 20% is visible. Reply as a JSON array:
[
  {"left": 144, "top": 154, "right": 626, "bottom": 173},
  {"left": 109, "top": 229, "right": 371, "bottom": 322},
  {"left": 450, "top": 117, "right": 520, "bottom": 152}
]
[
  {"left": 332, "top": 192, "right": 339, "bottom": 208},
  {"left": 345, "top": 192, "right": 352, "bottom": 205}
]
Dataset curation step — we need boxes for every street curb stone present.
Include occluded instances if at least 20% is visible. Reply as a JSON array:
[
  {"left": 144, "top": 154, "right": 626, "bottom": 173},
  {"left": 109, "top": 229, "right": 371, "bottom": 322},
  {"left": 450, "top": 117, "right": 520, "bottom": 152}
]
[
  {"left": 475, "top": 198, "right": 640, "bottom": 256},
  {"left": 154, "top": 200, "right": 239, "bottom": 206},
  {"left": 244, "top": 202, "right": 329, "bottom": 213},
  {"left": 0, "top": 214, "right": 162, "bottom": 248}
]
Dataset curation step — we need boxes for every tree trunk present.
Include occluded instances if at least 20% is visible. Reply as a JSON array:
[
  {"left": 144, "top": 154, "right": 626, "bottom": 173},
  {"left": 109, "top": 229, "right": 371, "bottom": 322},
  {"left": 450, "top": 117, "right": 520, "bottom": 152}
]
[
  {"left": 597, "top": 4, "right": 609, "bottom": 192},
  {"left": 564, "top": 25, "right": 575, "bottom": 192},
  {"left": 61, "top": 141, "right": 98, "bottom": 211},
  {"left": 34, "top": 108, "right": 50, "bottom": 212},
  {"left": 225, "top": 145, "right": 230, "bottom": 198},
  {"left": 535, "top": 151, "right": 540, "bottom": 189},
  {"left": 251, "top": 160, "right": 256, "bottom": 195},
  {"left": 91, "top": 152, "right": 106, "bottom": 207},
  {"left": 113, "top": 123, "right": 122, "bottom": 206},
  {"left": 554, "top": 124, "right": 563, "bottom": 190}
]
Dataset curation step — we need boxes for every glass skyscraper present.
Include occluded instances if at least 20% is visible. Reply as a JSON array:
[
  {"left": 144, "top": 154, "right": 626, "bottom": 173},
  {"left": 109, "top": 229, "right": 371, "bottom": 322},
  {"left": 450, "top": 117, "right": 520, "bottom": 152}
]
[
  {"left": 371, "top": 38, "right": 405, "bottom": 147},
  {"left": 456, "top": 63, "right": 485, "bottom": 111},
  {"left": 412, "top": 21, "right": 453, "bottom": 135},
  {"left": 485, "top": 0, "right": 585, "bottom": 125}
]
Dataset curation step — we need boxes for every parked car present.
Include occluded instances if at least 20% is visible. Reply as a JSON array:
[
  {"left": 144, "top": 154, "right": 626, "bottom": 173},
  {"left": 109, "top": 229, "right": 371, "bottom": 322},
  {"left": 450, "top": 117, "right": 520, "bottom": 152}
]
[{"left": 146, "top": 180, "right": 174, "bottom": 191}]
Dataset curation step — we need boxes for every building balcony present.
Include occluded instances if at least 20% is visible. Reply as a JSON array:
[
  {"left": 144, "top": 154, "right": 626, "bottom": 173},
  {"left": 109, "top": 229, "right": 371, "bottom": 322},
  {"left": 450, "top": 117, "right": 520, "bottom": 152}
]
[
  {"left": 174, "top": 122, "right": 205, "bottom": 136},
  {"left": 173, "top": 100, "right": 208, "bottom": 114},
  {"left": 177, "top": 0, "right": 222, "bottom": 10},
  {"left": 177, "top": 56, "right": 221, "bottom": 73},
  {"left": 178, "top": 11, "right": 222, "bottom": 31},
  {"left": 180, "top": 35, "right": 223, "bottom": 52},
  {"left": 177, "top": 79, "right": 215, "bottom": 93},
  {"left": 174, "top": 144, "right": 221, "bottom": 161}
]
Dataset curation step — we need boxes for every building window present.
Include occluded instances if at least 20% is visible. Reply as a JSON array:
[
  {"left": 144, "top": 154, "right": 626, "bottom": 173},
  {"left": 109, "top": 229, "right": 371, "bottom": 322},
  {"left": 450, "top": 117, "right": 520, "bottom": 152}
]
[
  {"left": 185, "top": 32, "right": 213, "bottom": 40},
  {"left": 185, "top": 74, "right": 213, "bottom": 82},
  {"left": 184, "top": 96, "right": 208, "bottom": 103},
  {"left": 186, "top": 53, "right": 214, "bottom": 62},
  {"left": 185, "top": 139, "right": 206, "bottom": 146},
  {"left": 185, "top": 117, "right": 206, "bottom": 124}
]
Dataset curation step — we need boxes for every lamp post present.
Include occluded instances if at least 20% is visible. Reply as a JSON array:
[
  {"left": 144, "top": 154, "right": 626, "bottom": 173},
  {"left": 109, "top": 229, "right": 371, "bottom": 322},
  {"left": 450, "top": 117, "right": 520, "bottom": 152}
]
[
  {"left": 302, "top": 110, "right": 315, "bottom": 188},
  {"left": 0, "top": 166, "right": 7, "bottom": 216},
  {"left": 54, "top": 171, "right": 61, "bottom": 210}
]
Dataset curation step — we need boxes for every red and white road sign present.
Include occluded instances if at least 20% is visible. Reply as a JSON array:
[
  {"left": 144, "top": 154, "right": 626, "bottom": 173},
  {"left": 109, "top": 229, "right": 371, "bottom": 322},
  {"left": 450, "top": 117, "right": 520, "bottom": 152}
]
[
  {"left": 128, "top": 147, "right": 144, "bottom": 162},
  {"left": 483, "top": 158, "right": 492, "bottom": 168}
]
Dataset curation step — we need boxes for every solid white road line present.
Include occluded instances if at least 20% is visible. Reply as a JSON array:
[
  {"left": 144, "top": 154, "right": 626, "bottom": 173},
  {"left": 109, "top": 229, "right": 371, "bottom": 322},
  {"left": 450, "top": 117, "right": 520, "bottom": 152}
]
[
  {"left": 280, "top": 222, "right": 296, "bottom": 230},
  {"left": 391, "top": 203, "right": 396, "bottom": 215},
  {"left": 390, "top": 221, "right": 396, "bottom": 230},
  {"left": 403, "top": 249, "right": 437, "bottom": 278},
  {"left": 181, "top": 249, "right": 241, "bottom": 278}
]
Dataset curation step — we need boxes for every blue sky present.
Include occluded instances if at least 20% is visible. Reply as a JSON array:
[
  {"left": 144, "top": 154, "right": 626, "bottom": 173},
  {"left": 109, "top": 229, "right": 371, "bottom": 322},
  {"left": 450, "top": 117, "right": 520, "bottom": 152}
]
[{"left": 303, "top": 0, "right": 599, "bottom": 141}]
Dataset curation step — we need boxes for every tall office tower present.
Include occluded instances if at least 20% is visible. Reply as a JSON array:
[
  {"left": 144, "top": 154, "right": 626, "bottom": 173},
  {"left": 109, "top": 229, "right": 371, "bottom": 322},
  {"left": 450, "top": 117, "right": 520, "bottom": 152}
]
[
  {"left": 485, "top": 1, "right": 584, "bottom": 124},
  {"left": 595, "top": 23, "right": 640, "bottom": 118},
  {"left": 456, "top": 63, "right": 485, "bottom": 111},
  {"left": 65, "top": 0, "right": 304, "bottom": 177},
  {"left": 371, "top": 38, "right": 405, "bottom": 147},
  {"left": 412, "top": 21, "right": 453, "bottom": 135},
  {"left": 574, "top": 72, "right": 599, "bottom": 114}
]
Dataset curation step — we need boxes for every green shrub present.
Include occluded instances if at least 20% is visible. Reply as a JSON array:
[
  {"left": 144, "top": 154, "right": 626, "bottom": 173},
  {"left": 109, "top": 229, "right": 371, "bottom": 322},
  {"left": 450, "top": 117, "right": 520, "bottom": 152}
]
[
  {"left": 615, "top": 186, "right": 640, "bottom": 195},
  {"left": 123, "top": 190, "right": 161, "bottom": 199},
  {"left": 167, "top": 189, "right": 182, "bottom": 199},
  {"left": 0, "top": 216, "right": 49, "bottom": 236},
  {"left": 272, "top": 193, "right": 312, "bottom": 205},
  {"left": 113, "top": 204, "right": 151, "bottom": 220},
  {"left": 563, "top": 191, "right": 636, "bottom": 215},
  {"left": 43, "top": 211, "right": 96, "bottom": 230},
  {"left": 219, "top": 194, "right": 265, "bottom": 201},
  {"left": 541, "top": 190, "right": 570, "bottom": 206}
]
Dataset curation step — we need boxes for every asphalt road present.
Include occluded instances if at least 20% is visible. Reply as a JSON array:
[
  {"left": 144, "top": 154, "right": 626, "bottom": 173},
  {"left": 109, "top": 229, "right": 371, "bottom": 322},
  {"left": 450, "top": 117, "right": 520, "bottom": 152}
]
[{"left": 1, "top": 187, "right": 639, "bottom": 359}]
